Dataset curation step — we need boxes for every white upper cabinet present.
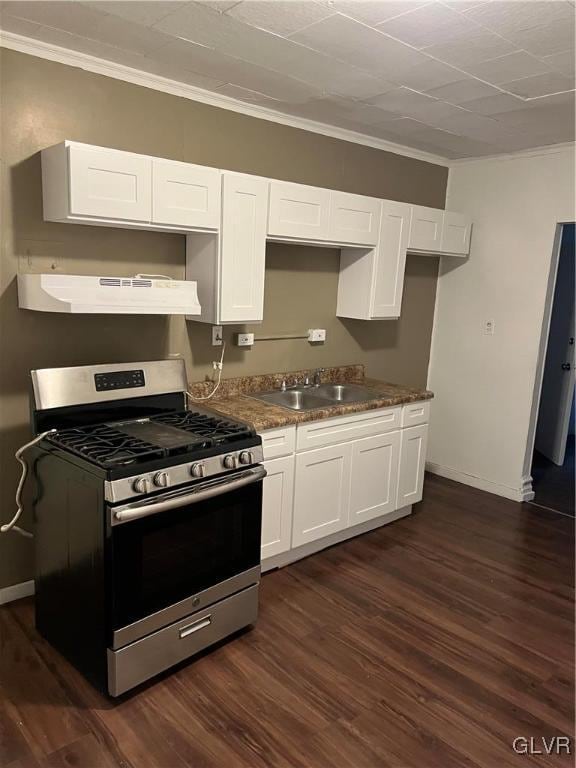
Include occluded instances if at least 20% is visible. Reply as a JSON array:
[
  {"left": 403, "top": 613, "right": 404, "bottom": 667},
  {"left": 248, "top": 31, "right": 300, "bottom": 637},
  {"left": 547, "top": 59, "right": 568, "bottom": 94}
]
[
  {"left": 43, "top": 143, "right": 153, "bottom": 224},
  {"left": 268, "top": 181, "right": 331, "bottom": 241},
  {"left": 152, "top": 160, "right": 220, "bottom": 230},
  {"left": 328, "top": 192, "right": 381, "bottom": 246},
  {"left": 409, "top": 205, "right": 444, "bottom": 252},
  {"left": 440, "top": 211, "right": 472, "bottom": 255},
  {"left": 337, "top": 201, "right": 411, "bottom": 320},
  {"left": 219, "top": 173, "right": 268, "bottom": 323}
]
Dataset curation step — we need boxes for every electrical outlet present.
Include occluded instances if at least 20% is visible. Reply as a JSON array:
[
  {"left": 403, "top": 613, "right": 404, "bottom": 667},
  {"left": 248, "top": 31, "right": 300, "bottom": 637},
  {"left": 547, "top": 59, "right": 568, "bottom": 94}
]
[
  {"left": 483, "top": 319, "right": 495, "bottom": 336},
  {"left": 308, "top": 328, "right": 326, "bottom": 342},
  {"left": 212, "top": 325, "right": 223, "bottom": 346},
  {"left": 236, "top": 333, "right": 254, "bottom": 347}
]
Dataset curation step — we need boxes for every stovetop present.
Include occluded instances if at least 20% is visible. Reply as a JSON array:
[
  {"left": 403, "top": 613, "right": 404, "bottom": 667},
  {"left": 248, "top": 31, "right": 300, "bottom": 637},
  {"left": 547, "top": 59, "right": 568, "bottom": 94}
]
[{"left": 47, "top": 409, "right": 254, "bottom": 470}]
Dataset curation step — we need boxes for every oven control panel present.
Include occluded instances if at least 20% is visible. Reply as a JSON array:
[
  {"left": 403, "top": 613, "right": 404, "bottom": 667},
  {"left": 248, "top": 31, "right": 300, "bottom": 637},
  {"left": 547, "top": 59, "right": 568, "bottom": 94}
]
[{"left": 95, "top": 369, "right": 145, "bottom": 392}]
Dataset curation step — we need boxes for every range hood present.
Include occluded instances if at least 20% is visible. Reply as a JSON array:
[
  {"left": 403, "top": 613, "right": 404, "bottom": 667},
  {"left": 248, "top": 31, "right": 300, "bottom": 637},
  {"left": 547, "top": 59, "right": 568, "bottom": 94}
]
[{"left": 17, "top": 274, "right": 201, "bottom": 315}]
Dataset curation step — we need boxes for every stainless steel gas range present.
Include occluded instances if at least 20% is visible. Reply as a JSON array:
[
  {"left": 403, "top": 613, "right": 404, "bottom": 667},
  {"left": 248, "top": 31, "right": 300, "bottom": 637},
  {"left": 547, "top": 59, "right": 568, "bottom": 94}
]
[{"left": 28, "top": 360, "right": 265, "bottom": 696}]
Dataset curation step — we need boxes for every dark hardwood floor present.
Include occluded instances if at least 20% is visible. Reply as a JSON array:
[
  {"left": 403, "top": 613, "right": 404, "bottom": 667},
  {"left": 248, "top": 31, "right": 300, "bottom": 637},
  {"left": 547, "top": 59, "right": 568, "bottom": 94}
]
[{"left": 1, "top": 474, "right": 574, "bottom": 768}]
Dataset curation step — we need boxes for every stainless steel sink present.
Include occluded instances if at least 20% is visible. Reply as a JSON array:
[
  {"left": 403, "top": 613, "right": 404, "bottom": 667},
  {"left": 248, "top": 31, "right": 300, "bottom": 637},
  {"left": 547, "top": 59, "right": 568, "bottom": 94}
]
[
  {"left": 251, "top": 382, "right": 380, "bottom": 411},
  {"left": 253, "top": 389, "right": 329, "bottom": 411}
]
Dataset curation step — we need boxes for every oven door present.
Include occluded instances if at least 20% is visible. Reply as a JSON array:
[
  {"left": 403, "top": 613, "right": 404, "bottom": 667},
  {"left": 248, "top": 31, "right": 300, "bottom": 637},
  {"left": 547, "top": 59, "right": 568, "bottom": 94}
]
[{"left": 108, "top": 466, "right": 265, "bottom": 647}]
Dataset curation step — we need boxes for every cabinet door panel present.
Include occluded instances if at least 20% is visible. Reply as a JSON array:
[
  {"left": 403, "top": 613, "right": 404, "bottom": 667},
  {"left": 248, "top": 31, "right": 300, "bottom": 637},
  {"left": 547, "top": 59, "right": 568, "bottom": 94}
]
[
  {"left": 349, "top": 431, "right": 400, "bottom": 525},
  {"left": 397, "top": 424, "right": 428, "bottom": 508},
  {"left": 152, "top": 160, "right": 220, "bottom": 229},
  {"left": 441, "top": 211, "right": 472, "bottom": 255},
  {"left": 409, "top": 205, "right": 443, "bottom": 252},
  {"left": 68, "top": 146, "right": 152, "bottom": 222},
  {"left": 329, "top": 192, "right": 381, "bottom": 245},
  {"left": 261, "top": 455, "right": 294, "bottom": 561},
  {"left": 371, "top": 201, "right": 412, "bottom": 318},
  {"left": 220, "top": 173, "right": 268, "bottom": 323},
  {"left": 292, "top": 443, "right": 351, "bottom": 547},
  {"left": 268, "top": 182, "right": 330, "bottom": 240}
]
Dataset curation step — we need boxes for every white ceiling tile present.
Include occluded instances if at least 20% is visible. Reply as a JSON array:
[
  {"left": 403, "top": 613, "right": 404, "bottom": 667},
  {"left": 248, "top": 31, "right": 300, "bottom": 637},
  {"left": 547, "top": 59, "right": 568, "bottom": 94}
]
[
  {"left": 464, "top": 1, "right": 574, "bottom": 36},
  {"left": 442, "top": 1, "right": 490, "bottom": 11},
  {"left": 202, "top": 1, "right": 242, "bottom": 11},
  {"left": 4, "top": 0, "right": 108, "bottom": 36},
  {"left": 500, "top": 72, "right": 575, "bottom": 98},
  {"left": 225, "top": 1, "right": 334, "bottom": 36},
  {"left": 85, "top": 15, "right": 172, "bottom": 55},
  {"left": 214, "top": 82, "right": 282, "bottom": 104},
  {"left": 423, "top": 26, "right": 518, "bottom": 66},
  {"left": 0, "top": 12, "right": 44, "bottom": 36},
  {"left": 365, "top": 86, "right": 439, "bottom": 112},
  {"left": 291, "top": 13, "right": 430, "bottom": 76},
  {"left": 456, "top": 91, "right": 526, "bottom": 116},
  {"left": 400, "top": 99, "right": 469, "bottom": 123},
  {"left": 430, "top": 109, "right": 518, "bottom": 140},
  {"left": 84, "top": 2, "right": 187, "bottom": 27},
  {"left": 377, "top": 2, "right": 483, "bottom": 49},
  {"left": 462, "top": 51, "right": 552, "bottom": 84},
  {"left": 542, "top": 49, "right": 576, "bottom": 79},
  {"left": 397, "top": 57, "right": 465, "bottom": 90},
  {"left": 426, "top": 78, "right": 502, "bottom": 103},
  {"left": 323, "top": 1, "right": 432, "bottom": 28},
  {"left": 503, "top": 19, "right": 575, "bottom": 58}
]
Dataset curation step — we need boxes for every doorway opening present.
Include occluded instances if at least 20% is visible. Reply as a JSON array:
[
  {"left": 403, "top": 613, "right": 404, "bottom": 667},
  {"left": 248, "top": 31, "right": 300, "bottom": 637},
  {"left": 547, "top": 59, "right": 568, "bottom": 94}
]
[{"left": 530, "top": 223, "right": 575, "bottom": 516}]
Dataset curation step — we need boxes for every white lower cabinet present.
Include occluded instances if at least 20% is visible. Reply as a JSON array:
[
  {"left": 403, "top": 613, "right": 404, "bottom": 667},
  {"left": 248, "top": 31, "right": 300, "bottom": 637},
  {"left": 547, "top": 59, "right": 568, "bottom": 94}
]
[
  {"left": 349, "top": 430, "right": 400, "bottom": 525},
  {"left": 397, "top": 423, "right": 429, "bottom": 507},
  {"left": 292, "top": 442, "right": 352, "bottom": 548},
  {"left": 261, "top": 455, "right": 295, "bottom": 560}
]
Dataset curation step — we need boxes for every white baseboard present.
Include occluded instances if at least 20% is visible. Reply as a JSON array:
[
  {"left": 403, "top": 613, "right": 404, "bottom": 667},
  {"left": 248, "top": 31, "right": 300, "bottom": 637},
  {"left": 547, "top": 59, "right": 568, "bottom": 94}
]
[
  {"left": 0, "top": 579, "right": 35, "bottom": 606},
  {"left": 426, "top": 462, "right": 534, "bottom": 503}
]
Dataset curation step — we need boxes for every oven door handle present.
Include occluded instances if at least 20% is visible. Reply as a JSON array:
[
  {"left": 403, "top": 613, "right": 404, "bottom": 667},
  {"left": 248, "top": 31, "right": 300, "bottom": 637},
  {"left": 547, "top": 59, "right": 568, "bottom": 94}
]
[{"left": 111, "top": 466, "right": 267, "bottom": 525}]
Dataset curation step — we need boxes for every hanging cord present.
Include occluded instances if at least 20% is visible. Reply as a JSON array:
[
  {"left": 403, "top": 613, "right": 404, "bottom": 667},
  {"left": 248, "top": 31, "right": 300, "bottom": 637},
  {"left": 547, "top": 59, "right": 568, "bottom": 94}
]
[
  {"left": 2, "top": 430, "right": 56, "bottom": 538},
  {"left": 186, "top": 342, "right": 226, "bottom": 402}
]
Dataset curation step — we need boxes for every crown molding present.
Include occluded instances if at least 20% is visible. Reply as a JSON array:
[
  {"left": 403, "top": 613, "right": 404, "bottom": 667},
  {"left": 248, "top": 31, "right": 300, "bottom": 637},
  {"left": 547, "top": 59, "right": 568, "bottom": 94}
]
[
  {"left": 448, "top": 141, "right": 576, "bottom": 167},
  {"left": 0, "top": 30, "right": 451, "bottom": 167}
]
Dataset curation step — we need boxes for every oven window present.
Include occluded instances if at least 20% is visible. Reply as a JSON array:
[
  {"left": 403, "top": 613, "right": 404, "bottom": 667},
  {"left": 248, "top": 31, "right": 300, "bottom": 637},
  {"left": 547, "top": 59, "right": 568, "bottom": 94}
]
[{"left": 110, "top": 480, "right": 262, "bottom": 629}]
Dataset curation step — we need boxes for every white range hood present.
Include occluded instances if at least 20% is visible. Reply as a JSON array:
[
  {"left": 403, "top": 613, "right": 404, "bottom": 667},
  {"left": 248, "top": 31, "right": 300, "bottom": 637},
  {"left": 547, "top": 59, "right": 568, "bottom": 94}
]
[{"left": 17, "top": 274, "right": 201, "bottom": 315}]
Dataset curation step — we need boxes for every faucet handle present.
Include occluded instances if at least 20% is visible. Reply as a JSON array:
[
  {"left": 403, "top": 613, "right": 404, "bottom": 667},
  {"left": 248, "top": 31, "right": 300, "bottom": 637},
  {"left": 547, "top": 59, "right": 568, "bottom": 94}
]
[
  {"left": 280, "top": 378, "right": 287, "bottom": 391},
  {"left": 304, "top": 374, "right": 311, "bottom": 386},
  {"left": 313, "top": 367, "right": 325, "bottom": 385}
]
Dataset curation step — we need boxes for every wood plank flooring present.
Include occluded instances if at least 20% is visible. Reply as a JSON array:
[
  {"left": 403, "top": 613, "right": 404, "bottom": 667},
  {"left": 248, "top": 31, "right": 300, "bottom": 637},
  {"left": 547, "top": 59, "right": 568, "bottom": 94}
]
[{"left": 1, "top": 474, "right": 574, "bottom": 768}]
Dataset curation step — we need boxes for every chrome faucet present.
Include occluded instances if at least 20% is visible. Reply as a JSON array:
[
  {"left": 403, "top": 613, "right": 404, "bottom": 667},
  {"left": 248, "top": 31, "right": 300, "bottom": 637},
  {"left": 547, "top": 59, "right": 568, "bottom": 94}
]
[{"left": 313, "top": 368, "right": 325, "bottom": 386}]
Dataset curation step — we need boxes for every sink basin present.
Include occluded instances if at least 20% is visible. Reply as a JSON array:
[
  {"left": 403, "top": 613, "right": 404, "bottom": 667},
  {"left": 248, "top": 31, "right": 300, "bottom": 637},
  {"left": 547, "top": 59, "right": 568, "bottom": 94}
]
[
  {"left": 253, "top": 389, "right": 329, "bottom": 411},
  {"left": 314, "top": 383, "right": 378, "bottom": 403},
  {"left": 251, "top": 382, "right": 380, "bottom": 411}
]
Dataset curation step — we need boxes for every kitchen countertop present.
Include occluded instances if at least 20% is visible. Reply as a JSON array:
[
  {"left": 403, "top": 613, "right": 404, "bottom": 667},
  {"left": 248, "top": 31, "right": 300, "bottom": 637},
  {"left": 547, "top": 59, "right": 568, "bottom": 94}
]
[{"left": 188, "top": 365, "right": 433, "bottom": 432}]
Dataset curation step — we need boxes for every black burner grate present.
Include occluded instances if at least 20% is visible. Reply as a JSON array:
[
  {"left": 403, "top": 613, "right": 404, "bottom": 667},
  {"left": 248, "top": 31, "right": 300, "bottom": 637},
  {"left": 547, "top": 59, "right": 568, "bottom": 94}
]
[{"left": 47, "top": 409, "right": 253, "bottom": 468}]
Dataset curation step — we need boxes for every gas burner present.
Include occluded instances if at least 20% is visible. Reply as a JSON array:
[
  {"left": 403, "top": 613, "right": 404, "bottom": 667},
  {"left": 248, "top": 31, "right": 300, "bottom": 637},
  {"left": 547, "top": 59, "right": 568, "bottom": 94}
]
[
  {"left": 49, "top": 424, "right": 167, "bottom": 467},
  {"left": 152, "top": 410, "right": 252, "bottom": 445}
]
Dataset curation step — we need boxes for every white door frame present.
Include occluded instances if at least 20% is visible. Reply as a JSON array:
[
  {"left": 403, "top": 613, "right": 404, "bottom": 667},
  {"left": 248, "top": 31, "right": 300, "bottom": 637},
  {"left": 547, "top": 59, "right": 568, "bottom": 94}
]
[{"left": 522, "top": 222, "right": 574, "bottom": 493}]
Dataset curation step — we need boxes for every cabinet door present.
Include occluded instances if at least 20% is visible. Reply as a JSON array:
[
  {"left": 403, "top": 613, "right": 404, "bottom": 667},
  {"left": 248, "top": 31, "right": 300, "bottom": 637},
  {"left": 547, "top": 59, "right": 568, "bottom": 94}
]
[
  {"left": 397, "top": 424, "right": 428, "bottom": 508},
  {"left": 349, "top": 431, "right": 400, "bottom": 526},
  {"left": 370, "top": 201, "right": 412, "bottom": 318},
  {"left": 268, "top": 181, "right": 330, "bottom": 241},
  {"left": 68, "top": 145, "right": 152, "bottom": 222},
  {"left": 220, "top": 173, "right": 268, "bottom": 323},
  {"left": 329, "top": 192, "right": 381, "bottom": 245},
  {"left": 261, "top": 455, "right": 295, "bottom": 561},
  {"left": 441, "top": 211, "right": 472, "bottom": 255},
  {"left": 408, "top": 205, "right": 443, "bottom": 252},
  {"left": 152, "top": 160, "right": 220, "bottom": 230},
  {"left": 292, "top": 443, "right": 351, "bottom": 547}
]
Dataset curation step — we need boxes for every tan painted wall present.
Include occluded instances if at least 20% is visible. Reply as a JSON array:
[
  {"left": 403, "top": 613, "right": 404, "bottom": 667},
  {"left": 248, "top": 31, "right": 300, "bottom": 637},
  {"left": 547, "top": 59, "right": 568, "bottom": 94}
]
[{"left": 0, "top": 48, "right": 447, "bottom": 589}]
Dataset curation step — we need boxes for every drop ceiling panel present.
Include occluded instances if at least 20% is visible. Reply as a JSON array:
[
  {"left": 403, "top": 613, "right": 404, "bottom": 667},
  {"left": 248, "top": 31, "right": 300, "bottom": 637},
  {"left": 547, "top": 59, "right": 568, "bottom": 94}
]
[{"left": 0, "top": 0, "right": 573, "bottom": 159}]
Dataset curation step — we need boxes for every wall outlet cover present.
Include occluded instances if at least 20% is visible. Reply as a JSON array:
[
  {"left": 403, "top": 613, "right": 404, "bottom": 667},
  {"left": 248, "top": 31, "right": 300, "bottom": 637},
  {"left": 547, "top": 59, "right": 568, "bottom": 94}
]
[
  {"left": 236, "top": 333, "right": 254, "bottom": 346},
  {"left": 212, "top": 325, "right": 223, "bottom": 346},
  {"left": 308, "top": 328, "right": 326, "bottom": 342},
  {"left": 483, "top": 320, "right": 495, "bottom": 335}
]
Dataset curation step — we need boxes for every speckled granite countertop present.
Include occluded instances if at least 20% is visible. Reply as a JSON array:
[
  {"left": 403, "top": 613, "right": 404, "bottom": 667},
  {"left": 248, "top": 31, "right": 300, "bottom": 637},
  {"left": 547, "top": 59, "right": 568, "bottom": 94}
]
[{"left": 189, "top": 365, "right": 433, "bottom": 432}]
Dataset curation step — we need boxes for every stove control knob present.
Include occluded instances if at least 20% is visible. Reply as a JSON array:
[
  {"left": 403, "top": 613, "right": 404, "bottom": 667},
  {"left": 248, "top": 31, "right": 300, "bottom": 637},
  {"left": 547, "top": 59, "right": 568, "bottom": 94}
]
[
  {"left": 153, "top": 471, "right": 169, "bottom": 488},
  {"left": 191, "top": 462, "right": 206, "bottom": 478},
  {"left": 239, "top": 451, "right": 253, "bottom": 465},
  {"left": 132, "top": 476, "right": 151, "bottom": 494},
  {"left": 223, "top": 454, "right": 237, "bottom": 470}
]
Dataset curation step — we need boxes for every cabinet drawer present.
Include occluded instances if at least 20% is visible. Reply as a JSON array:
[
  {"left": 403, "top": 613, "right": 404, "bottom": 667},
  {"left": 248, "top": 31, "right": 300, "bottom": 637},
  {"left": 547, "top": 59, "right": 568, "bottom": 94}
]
[
  {"left": 108, "top": 585, "right": 258, "bottom": 696},
  {"left": 268, "top": 181, "right": 330, "bottom": 241},
  {"left": 329, "top": 192, "right": 381, "bottom": 245},
  {"left": 296, "top": 407, "right": 401, "bottom": 451},
  {"left": 152, "top": 159, "right": 220, "bottom": 230},
  {"left": 401, "top": 401, "right": 430, "bottom": 428},
  {"left": 260, "top": 425, "right": 296, "bottom": 460}
]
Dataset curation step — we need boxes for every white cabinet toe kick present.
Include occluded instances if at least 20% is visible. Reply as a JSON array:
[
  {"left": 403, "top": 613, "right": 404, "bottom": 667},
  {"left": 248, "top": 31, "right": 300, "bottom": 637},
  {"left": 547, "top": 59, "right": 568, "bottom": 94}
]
[{"left": 258, "top": 401, "right": 430, "bottom": 571}]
